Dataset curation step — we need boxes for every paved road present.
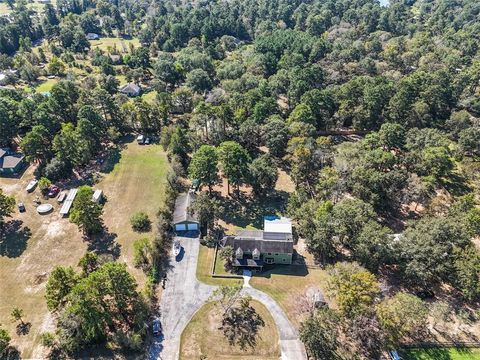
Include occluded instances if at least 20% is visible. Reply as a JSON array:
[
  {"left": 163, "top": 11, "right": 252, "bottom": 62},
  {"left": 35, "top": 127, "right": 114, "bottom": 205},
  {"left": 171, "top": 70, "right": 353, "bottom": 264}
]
[
  {"left": 148, "top": 236, "right": 215, "bottom": 360},
  {"left": 148, "top": 236, "right": 306, "bottom": 360}
]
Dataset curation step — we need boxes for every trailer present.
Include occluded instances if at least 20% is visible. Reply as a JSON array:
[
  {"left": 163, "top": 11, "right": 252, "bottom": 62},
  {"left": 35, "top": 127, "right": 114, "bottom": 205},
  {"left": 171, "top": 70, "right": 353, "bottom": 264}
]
[
  {"left": 59, "top": 189, "right": 78, "bottom": 216},
  {"left": 92, "top": 189, "right": 103, "bottom": 203}
]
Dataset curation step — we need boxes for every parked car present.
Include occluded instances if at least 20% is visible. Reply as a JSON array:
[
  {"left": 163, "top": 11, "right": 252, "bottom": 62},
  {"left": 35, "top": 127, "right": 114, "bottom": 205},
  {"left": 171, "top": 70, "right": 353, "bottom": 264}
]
[
  {"left": 57, "top": 191, "right": 67, "bottom": 203},
  {"left": 47, "top": 185, "right": 60, "bottom": 198},
  {"left": 18, "top": 202, "right": 25, "bottom": 212},
  {"left": 145, "top": 137, "right": 150, "bottom": 145},
  {"left": 26, "top": 179, "right": 38, "bottom": 193},
  {"left": 152, "top": 319, "right": 161, "bottom": 336}
]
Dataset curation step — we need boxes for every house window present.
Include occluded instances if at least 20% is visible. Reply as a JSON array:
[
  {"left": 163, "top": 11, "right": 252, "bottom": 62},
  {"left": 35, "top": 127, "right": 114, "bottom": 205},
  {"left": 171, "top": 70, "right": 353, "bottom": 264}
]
[
  {"left": 283, "top": 258, "right": 286, "bottom": 262},
  {"left": 275, "top": 253, "right": 279, "bottom": 256},
  {"left": 267, "top": 253, "right": 272, "bottom": 255}
]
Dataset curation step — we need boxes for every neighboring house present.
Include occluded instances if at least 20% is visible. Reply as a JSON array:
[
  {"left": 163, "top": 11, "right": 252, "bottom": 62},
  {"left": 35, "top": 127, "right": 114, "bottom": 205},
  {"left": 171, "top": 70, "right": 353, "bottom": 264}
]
[
  {"left": 221, "top": 216, "right": 294, "bottom": 271},
  {"left": 0, "top": 148, "right": 26, "bottom": 176},
  {"left": 0, "top": 70, "right": 18, "bottom": 86},
  {"left": 86, "top": 33, "right": 100, "bottom": 40},
  {"left": 173, "top": 191, "right": 199, "bottom": 232},
  {"left": 119, "top": 83, "right": 141, "bottom": 97},
  {"left": 109, "top": 54, "right": 122, "bottom": 64}
]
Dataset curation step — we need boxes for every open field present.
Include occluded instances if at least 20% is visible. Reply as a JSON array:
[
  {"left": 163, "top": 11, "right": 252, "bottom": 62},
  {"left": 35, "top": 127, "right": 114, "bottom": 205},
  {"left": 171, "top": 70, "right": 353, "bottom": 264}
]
[
  {"left": 89, "top": 37, "right": 140, "bottom": 52},
  {"left": 0, "top": 0, "right": 57, "bottom": 15},
  {"left": 179, "top": 300, "right": 280, "bottom": 360},
  {"left": 99, "top": 140, "right": 170, "bottom": 284},
  {"left": 400, "top": 348, "right": 480, "bottom": 359},
  {"left": 0, "top": 139, "right": 169, "bottom": 357},
  {"left": 196, "top": 244, "right": 242, "bottom": 286},
  {"left": 0, "top": 166, "right": 86, "bottom": 358}
]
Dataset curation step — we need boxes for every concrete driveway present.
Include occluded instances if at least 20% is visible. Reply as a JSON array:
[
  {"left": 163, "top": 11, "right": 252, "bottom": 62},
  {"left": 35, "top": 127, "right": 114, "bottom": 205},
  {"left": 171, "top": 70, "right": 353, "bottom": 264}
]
[
  {"left": 148, "top": 235, "right": 215, "bottom": 360},
  {"left": 148, "top": 236, "right": 306, "bottom": 360}
]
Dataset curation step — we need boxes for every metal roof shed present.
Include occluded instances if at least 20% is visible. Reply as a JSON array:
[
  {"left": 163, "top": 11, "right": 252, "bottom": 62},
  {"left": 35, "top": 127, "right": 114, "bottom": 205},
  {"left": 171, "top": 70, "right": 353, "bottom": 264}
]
[{"left": 60, "top": 189, "right": 78, "bottom": 216}]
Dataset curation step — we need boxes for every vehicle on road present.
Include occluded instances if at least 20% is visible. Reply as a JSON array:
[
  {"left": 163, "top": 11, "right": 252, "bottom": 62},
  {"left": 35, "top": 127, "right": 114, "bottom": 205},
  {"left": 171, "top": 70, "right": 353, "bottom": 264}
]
[
  {"left": 18, "top": 202, "right": 25, "bottom": 212},
  {"left": 26, "top": 179, "right": 38, "bottom": 193},
  {"left": 47, "top": 185, "right": 60, "bottom": 197},
  {"left": 152, "top": 318, "right": 161, "bottom": 336},
  {"left": 173, "top": 240, "right": 181, "bottom": 257}
]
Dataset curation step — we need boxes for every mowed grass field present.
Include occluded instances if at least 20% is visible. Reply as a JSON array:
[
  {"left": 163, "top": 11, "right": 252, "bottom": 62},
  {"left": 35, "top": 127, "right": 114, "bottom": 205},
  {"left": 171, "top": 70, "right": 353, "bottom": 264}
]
[
  {"left": 400, "top": 348, "right": 480, "bottom": 359},
  {"left": 180, "top": 301, "right": 280, "bottom": 360},
  {"left": 89, "top": 37, "right": 140, "bottom": 52},
  {"left": 0, "top": 140, "right": 169, "bottom": 357},
  {"left": 99, "top": 141, "right": 170, "bottom": 284}
]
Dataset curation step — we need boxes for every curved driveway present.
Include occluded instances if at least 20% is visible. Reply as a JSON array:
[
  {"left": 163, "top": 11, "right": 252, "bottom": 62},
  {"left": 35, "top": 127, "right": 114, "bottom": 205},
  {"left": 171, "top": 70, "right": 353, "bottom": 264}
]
[{"left": 148, "top": 235, "right": 306, "bottom": 360}]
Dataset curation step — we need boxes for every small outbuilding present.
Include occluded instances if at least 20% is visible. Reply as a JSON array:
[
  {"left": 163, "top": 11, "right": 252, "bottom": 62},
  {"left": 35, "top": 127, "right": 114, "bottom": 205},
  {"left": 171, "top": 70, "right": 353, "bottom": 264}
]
[
  {"left": 173, "top": 191, "right": 199, "bottom": 232},
  {"left": 119, "top": 83, "right": 141, "bottom": 97},
  {"left": 92, "top": 189, "right": 103, "bottom": 203},
  {"left": 86, "top": 33, "right": 100, "bottom": 40},
  {"left": 0, "top": 148, "right": 26, "bottom": 176}
]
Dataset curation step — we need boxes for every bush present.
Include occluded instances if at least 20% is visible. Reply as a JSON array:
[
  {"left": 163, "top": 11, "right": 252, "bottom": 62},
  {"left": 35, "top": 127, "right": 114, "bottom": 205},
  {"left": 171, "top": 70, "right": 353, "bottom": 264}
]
[
  {"left": 44, "top": 157, "right": 72, "bottom": 181},
  {"left": 130, "top": 212, "right": 151, "bottom": 232},
  {"left": 133, "top": 237, "right": 152, "bottom": 269}
]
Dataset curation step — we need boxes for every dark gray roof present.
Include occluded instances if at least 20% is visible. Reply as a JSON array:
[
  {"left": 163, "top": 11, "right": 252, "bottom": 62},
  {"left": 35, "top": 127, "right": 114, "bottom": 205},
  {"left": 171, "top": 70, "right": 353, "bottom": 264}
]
[
  {"left": 173, "top": 192, "right": 198, "bottom": 224},
  {"left": 222, "top": 234, "right": 293, "bottom": 255},
  {"left": 119, "top": 83, "right": 141, "bottom": 95},
  {"left": 233, "top": 258, "right": 264, "bottom": 267},
  {"left": 0, "top": 151, "right": 24, "bottom": 169}
]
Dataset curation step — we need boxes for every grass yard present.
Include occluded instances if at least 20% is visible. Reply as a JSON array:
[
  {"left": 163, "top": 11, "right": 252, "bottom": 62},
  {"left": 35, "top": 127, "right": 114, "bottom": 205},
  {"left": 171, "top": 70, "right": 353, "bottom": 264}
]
[
  {"left": 98, "top": 140, "right": 170, "bottom": 284},
  {"left": 250, "top": 265, "right": 328, "bottom": 327},
  {"left": 0, "top": 166, "right": 87, "bottom": 358},
  {"left": 142, "top": 90, "right": 157, "bottom": 104},
  {"left": 196, "top": 244, "right": 242, "bottom": 286},
  {"left": 400, "top": 348, "right": 480, "bottom": 360},
  {"left": 90, "top": 37, "right": 140, "bottom": 52},
  {"left": 35, "top": 78, "right": 58, "bottom": 93},
  {"left": 180, "top": 301, "right": 280, "bottom": 360}
]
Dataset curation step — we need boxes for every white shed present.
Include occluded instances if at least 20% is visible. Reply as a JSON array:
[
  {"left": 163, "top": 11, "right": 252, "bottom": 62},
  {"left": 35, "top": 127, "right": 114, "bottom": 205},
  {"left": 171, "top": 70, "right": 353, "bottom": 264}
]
[{"left": 92, "top": 189, "right": 103, "bottom": 203}]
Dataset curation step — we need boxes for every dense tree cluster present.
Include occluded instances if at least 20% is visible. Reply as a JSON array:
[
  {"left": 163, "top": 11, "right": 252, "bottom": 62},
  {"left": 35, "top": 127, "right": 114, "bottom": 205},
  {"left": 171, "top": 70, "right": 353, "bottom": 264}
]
[{"left": 44, "top": 260, "right": 148, "bottom": 355}]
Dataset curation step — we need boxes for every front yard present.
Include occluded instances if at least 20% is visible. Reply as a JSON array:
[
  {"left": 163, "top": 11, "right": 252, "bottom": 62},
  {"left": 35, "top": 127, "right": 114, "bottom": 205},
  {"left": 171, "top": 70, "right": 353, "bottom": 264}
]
[
  {"left": 179, "top": 300, "right": 280, "bottom": 360},
  {"left": 400, "top": 348, "right": 480, "bottom": 359}
]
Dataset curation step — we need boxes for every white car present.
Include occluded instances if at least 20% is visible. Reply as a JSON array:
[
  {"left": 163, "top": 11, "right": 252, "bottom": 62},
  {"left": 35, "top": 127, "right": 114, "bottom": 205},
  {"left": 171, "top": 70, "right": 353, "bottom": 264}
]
[{"left": 26, "top": 179, "right": 38, "bottom": 193}]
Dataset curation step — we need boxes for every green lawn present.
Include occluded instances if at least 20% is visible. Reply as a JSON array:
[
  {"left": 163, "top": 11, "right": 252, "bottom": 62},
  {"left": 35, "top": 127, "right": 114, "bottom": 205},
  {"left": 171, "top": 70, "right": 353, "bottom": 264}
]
[
  {"left": 180, "top": 301, "right": 280, "bottom": 360},
  {"left": 250, "top": 265, "right": 328, "bottom": 326},
  {"left": 400, "top": 348, "right": 480, "bottom": 360},
  {"left": 196, "top": 244, "right": 242, "bottom": 286},
  {"left": 90, "top": 37, "right": 140, "bottom": 52},
  {"left": 35, "top": 78, "right": 58, "bottom": 93},
  {"left": 142, "top": 90, "right": 157, "bottom": 104}
]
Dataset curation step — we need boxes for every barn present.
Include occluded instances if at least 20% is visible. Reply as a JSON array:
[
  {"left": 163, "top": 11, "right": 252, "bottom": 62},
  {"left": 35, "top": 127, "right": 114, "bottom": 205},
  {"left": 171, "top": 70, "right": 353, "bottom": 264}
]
[{"left": 173, "top": 191, "right": 199, "bottom": 232}]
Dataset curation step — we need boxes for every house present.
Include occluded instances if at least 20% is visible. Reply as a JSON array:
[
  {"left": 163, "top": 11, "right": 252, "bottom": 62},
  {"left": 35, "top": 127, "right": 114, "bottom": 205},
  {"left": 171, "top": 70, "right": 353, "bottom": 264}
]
[
  {"left": 86, "top": 33, "right": 100, "bottom": 40},
  {"left": 119, "top": 83, "right": 141, "bottom": 97},
  {"left": 173, "top": 191, "right": 199, "bottom": 232},
  {"left": 221, "top": 216, "right": 294, "bottom": 271},
  {"left": 109, "top": 54, "right": 122, "bottom": 65},
  {"left": 0, "top": 148, "right": 26, "bottom": 176}
]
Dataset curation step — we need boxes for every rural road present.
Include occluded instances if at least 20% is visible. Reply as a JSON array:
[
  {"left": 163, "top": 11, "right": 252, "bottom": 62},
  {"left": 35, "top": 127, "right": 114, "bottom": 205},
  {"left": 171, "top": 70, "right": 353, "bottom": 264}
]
[{"left": 148, "top": 235, "right": 307, "bottom": 360}]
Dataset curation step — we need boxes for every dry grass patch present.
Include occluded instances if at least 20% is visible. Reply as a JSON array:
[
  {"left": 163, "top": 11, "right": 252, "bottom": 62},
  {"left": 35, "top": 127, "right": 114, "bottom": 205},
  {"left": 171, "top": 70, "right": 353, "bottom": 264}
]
[
  {"left": 0, "top": 166, "right": 86, "bottom": 358},
  {"left": 180, "top": 301, "right": 280, "bottom": 360}
]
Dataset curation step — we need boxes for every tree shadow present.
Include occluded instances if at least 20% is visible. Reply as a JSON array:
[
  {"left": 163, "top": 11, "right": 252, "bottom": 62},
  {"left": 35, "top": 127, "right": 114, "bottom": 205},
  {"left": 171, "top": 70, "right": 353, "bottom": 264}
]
[
  {"left": 99, "top": 147, "right": 122, "bottom": 174},
  {"left": 215, "top": 190, "right": 290, "bottom": 230},
  {"left": 0, "top": 220, "right": 31, "bottom": 258},
  {"left": 442, "top": 172, "right": 471, "bottom": 197},
  {"left": 255, "top": 263, "right": 310, "bottom": 278},
  {"left": 15, "top": 322, "right": 31, "bottom": 335},
  {"left": 2, "top": 346, "right": 21, "bottom": 360},
  {"left": 86, "top": 229, "right": 121, "bottom": 259}
]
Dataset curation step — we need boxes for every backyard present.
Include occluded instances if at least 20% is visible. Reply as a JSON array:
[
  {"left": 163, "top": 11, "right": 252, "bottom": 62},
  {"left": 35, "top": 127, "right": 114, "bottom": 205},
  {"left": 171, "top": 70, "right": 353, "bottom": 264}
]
[
  {"left": 179, "top": 300, "right": 280, "bottom": 360},
  {"left": 0, "top": 139, "right": 169, "bottom": 357}
]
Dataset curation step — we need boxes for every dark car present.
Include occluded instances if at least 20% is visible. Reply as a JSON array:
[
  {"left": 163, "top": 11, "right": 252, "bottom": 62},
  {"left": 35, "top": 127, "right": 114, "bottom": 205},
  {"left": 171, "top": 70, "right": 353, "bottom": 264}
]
[
  {"left": 18, "top": 202, "right": 25, "bottom": 212},
  {"left": 152, "top": 319, "right": 161, "bottom": 336},
  {"left": 47, "top": 185, "right": 60, "bottom": 198}
]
